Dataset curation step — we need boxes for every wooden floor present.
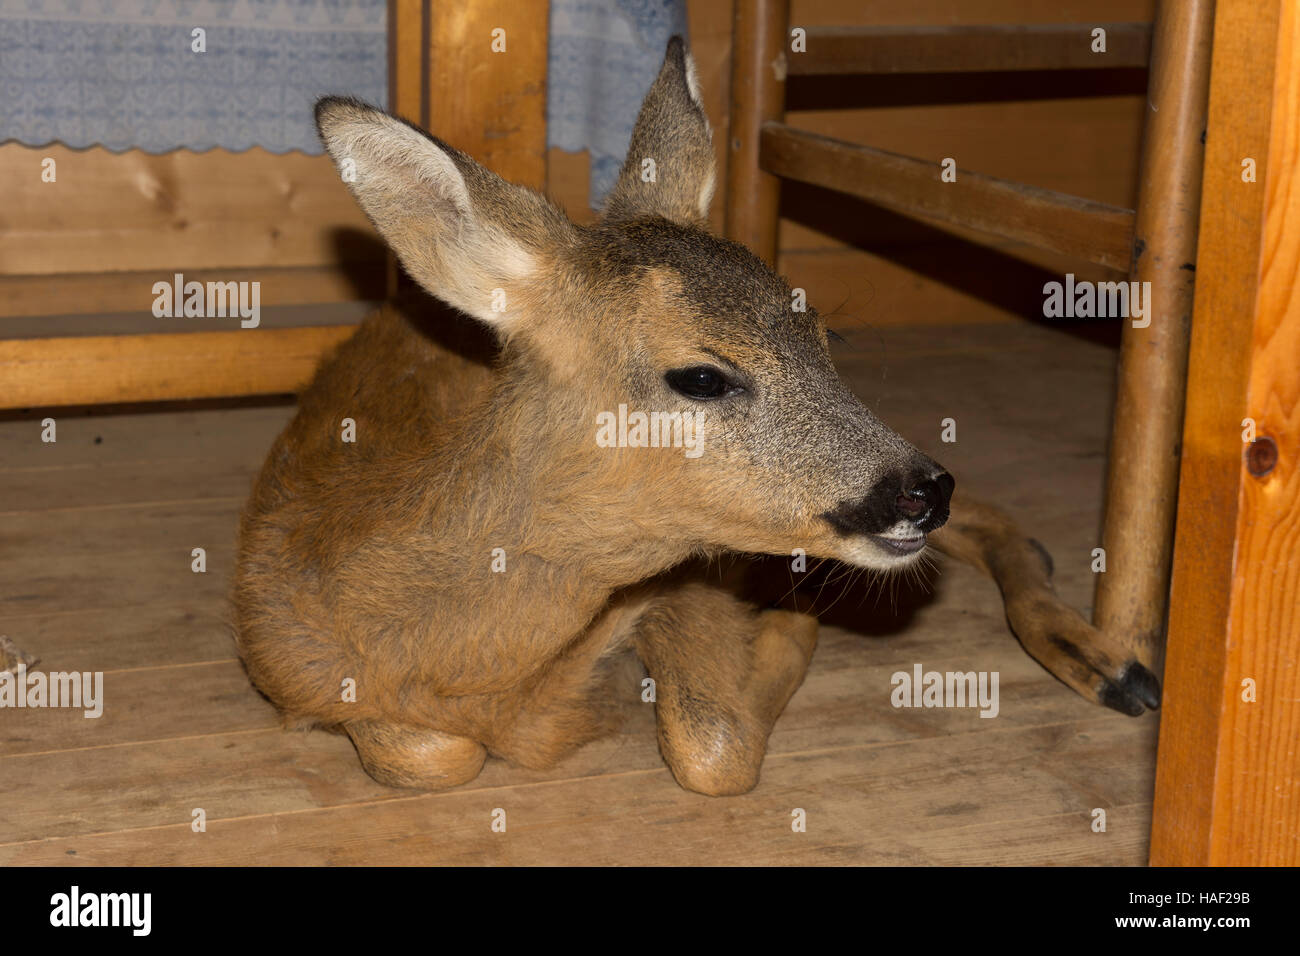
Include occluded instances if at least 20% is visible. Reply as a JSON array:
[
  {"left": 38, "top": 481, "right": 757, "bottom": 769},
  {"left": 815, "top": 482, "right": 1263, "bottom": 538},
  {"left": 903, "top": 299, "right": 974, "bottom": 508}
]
[{"left": 0, "top": 318, "right": 1158, "bottom": 865}]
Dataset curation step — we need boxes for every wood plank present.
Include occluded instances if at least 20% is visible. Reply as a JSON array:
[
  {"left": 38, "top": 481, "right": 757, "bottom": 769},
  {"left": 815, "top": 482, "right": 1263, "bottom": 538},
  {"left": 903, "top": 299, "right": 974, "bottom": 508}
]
[
  {"left": 0, "top": 405, "right": 293, "bottom": 469},
  {"left": 890, "top": 802, "right": 1151, "bottom": 865},
  {"left": 782, "top": 0, "right": 1154, "bottom": 28},
  {"left": 0, "top": 550, "right": 1150, "bottom": 844},
  {"left": 2, "top": 457, "right": 258, "bottom": 512},
  {"left": 760, "top": 122, "right": 1135, "bottom": 269},
  {"left": 0, "top": 605, "right": 238, "bottom": 673},
  {"left": 777, "top": 96, "right": 1146, "bottom": 252},
  {"left": 0, "top": 549, "right": 231, "bottom": 618},
  {"left": 426, "top": 0, "right": 549, "bottom": 190},
  {"left": 0, "top": 267, "right": 384, "bottom": 319},
  {"left": 779, "top": 244, "right": 1122, "bottom": 331},
  {"left": 0, "top": 144, "right": 382, "bottom": 276},
  {"left": 0, "top": 594, "right": 1129, "bottom": 763},
  {"left": 1153, "top": 0, "right": 1300, "bottom": 866},
  {"left": 0, "top": 303, "right": 373, "bottom": 341},
  {"left": 1213, "top": 0, "right": 1300, "bottom": 858},
  {"left": 1150, "top": 0, "right": 1277, "bottom": 865},
  {"left": 1, "top": 803, "right": 1150, "bottom": 866},
  {"left": 0, "top": 501, "right": 244, "bottom": 619},
  {"left": 787, "top": 23, "right": 1152, "bottom": 75},
  {"left": 0, "top": 498, "right": 242, "bottom": 558},
  {"left": 0, "top": 326, "right": 355, "bottom": 409},
  {"left": 0, "top": 714, "right": 1150, "bottom": 865},
  {"left": 0, "top": 662, "right": 275, "bottom": 758}
]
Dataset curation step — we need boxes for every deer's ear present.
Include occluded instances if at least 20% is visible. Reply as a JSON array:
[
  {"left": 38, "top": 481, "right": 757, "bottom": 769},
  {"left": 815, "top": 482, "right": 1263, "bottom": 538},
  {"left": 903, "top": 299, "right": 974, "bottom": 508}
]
[
  {"left": 314, "top": 96, "right": 570, "bottom": 330},
  {"left": 603, "top": 36, "right": 716, "bottom": 227}
]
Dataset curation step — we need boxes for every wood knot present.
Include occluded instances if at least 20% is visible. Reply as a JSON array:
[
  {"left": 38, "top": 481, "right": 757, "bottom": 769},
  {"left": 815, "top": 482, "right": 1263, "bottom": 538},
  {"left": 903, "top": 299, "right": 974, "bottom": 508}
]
[{"left": 1246, "top": 436, "right": 1278, "bottom": 477}]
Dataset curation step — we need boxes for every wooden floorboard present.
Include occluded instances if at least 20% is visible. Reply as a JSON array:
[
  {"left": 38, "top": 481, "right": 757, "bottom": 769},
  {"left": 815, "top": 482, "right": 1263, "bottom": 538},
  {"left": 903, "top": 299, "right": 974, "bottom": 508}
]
[
  {"left": 0, "top": 403, "right": 292, "bottom": 463},
  {"left": 0, "top": 319, "right": 1157, "bottom": 865},
  {"left": 0, "top": 716, "right": 1149, "bottom": 865},
  {"left": 1, "top": 604, "right": 234, "bottom": 671},
  {"left": 2, "top": 458, "right": 259, "bottom": 513},
  {"left": 0, "top": 549, "right": 232, "bottom": 617},
  {"left": 0, "top": 622, "right": 1150, "bottom": 843}
]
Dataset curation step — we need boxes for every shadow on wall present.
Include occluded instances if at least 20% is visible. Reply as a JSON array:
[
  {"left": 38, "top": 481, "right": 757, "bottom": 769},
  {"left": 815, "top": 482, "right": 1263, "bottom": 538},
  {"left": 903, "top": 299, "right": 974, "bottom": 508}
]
[{"left": 326, "top": 226, "right": 390, "bottom": 300}]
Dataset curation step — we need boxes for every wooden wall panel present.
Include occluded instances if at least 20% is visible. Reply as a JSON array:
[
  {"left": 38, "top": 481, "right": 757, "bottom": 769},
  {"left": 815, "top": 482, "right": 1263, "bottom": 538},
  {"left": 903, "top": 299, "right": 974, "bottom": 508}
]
[
  {"left": 0, "top": 144, "right": 382, "bottom": 277},
  {"left": 427, "top": 0, "right": 549, "bottom": 190},
  {"left": 0, "top": 1, "right": 555, "bottom": 407},
  {"left": 0, "top": 267, "right": 385, "bottom": 321}
]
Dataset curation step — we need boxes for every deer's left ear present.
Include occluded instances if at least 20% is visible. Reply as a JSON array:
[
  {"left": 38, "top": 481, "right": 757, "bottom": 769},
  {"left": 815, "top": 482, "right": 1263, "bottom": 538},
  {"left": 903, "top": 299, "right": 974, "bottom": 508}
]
[{"left": 602, "top": 36, "right": 715, "bottom": 227}]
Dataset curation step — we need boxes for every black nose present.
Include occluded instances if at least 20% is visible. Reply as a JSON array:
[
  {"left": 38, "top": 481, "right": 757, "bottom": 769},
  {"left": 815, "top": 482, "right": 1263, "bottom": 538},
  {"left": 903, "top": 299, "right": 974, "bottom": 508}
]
[{"left": 895, "top": 471, "right": 954, "bottom": 531}]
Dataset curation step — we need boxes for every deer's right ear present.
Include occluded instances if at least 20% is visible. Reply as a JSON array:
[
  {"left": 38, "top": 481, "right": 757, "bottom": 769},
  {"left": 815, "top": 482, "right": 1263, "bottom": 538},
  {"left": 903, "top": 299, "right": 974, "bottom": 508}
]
[{"left": 315, "top": 96, "right": 569, "bottom": 331}]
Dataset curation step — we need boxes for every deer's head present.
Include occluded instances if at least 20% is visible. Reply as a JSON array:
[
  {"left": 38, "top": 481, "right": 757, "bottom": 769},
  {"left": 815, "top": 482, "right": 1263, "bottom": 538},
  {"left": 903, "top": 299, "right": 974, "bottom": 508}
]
[{"left": 315, "top": 38, "right": 951, "bottom": 573}]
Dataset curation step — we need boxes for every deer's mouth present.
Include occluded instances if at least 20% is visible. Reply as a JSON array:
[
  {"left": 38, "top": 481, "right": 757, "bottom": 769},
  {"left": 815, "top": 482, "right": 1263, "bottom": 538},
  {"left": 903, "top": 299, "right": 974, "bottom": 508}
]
[
  {"left": 869, "top": 533, "right": 926, "bottom": 556},
  {"left": 831, "top": 529, "right": 930, "bottom": 570}
]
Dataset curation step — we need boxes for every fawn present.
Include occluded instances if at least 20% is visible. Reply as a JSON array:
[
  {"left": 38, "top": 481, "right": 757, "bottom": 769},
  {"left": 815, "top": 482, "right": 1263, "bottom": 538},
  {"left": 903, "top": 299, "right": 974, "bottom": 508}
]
[{"left": 233, "top": 38, "right": 1160, "bottom": 795}]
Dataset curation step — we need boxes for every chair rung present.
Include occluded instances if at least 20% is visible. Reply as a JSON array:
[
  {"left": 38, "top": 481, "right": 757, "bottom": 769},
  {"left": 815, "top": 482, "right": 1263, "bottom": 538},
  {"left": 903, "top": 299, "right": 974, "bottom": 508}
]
[
  {"left": 786, "top": 23, "right": 1152, "bottom": 75},
  {"left": 760, "top": 122, "right": 1135, "bottom": 271}
]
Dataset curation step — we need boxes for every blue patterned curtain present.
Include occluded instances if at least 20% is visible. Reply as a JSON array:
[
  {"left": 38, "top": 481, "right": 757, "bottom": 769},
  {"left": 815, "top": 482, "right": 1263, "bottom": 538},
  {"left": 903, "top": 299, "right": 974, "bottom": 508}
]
[
  {"left": 0, "top": 0, "right": 387, "bottom": 154},
  {"left": 548, "top": 0, "right": 689, "bottom": 208},
  {"left": 0, "top": 0, "right": 688, "bottom": 191}
]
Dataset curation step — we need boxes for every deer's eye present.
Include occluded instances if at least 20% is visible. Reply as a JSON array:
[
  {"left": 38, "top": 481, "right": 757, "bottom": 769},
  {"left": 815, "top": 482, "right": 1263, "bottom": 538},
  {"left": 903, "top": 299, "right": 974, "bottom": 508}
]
[{"left": 665, "top": 365, "right": 740, "bottom": 400}]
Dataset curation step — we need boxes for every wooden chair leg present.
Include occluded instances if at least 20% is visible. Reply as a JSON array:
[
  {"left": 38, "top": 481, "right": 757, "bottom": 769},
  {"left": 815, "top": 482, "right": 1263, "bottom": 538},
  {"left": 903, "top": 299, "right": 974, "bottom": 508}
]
[
  {"left": 1093, "top": 0, "right": 1216, "bottom": 671},
  {"left": 724, "top": 0, "right": 789, "bottom": 265}
]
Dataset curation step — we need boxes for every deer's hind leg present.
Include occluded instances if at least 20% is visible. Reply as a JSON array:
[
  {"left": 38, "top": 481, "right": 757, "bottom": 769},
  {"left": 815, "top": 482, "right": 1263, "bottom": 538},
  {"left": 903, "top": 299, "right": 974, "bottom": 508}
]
[
  {"left": 929, "top": 495, "right": 1161, "bottom": 715},
  {"left": 634, "top": 581, "right": 818, "bottom": 796},
  {"left": 346, "top": 597, "right": 653, "bottom": 789}
]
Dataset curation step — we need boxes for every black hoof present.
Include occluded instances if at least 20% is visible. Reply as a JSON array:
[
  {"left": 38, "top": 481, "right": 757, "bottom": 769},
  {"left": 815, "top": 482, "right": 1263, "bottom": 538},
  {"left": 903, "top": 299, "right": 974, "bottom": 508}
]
[
  {"left": 1098, "top": 678, "right": 1146, "bottom": 716},
  {"left": 1119, "top": 661, "right": 1162, "bottom": 710}
]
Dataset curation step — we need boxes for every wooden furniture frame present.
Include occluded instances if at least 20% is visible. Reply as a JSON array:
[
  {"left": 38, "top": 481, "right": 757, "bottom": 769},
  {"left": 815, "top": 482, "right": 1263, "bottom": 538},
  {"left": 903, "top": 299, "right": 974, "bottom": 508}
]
[
  {"left": 728, "top": 0, "right": 1300, "bottom": 865},
  {"left": 1151, "top": 0, "right": 1300, "bottom": 866},
  {"left": 0, "top": 0, "right": 548, "bottom": 411},
  {"left": 726, "top": 0, "right": 1212, "bottom": 717}
]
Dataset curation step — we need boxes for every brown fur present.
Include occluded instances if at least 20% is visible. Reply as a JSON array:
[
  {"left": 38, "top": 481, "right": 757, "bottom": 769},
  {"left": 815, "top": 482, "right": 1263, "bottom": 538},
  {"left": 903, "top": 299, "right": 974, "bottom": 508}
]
[{"left": 233, "top": 38, "right": 1157, "bottom": 795}]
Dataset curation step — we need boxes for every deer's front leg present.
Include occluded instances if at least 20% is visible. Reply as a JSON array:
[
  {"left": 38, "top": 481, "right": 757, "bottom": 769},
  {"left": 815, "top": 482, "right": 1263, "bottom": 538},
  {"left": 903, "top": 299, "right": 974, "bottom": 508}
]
[
  {"left": 634, "top": 582, "right": 818, "bottom": 796},
  {"left": 929, "top": 495, "right": 1161, "bottom": 715}
]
